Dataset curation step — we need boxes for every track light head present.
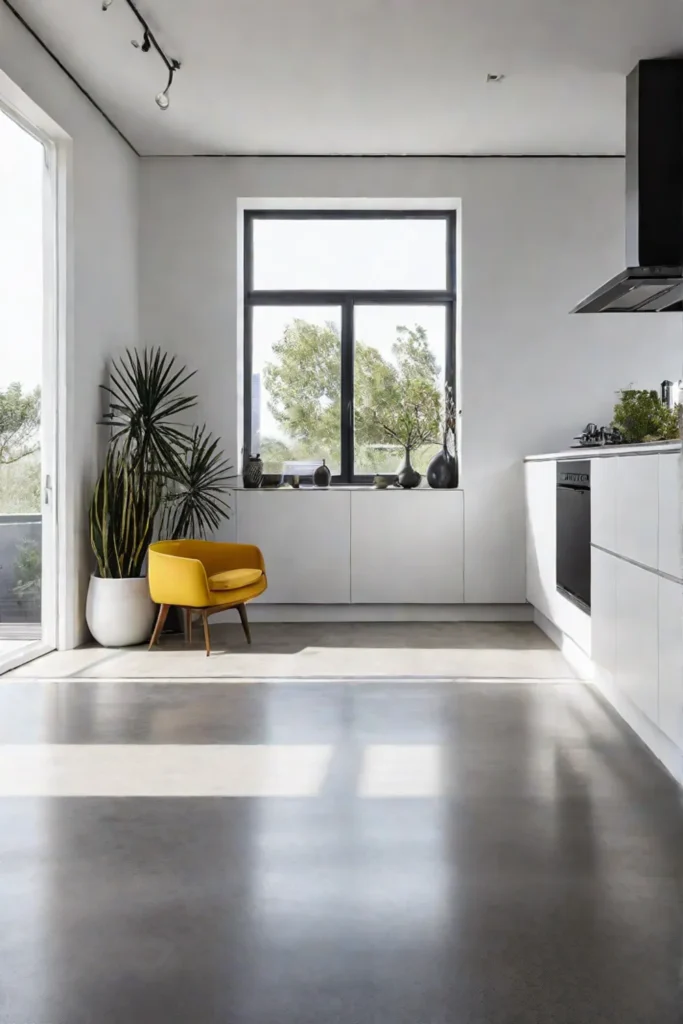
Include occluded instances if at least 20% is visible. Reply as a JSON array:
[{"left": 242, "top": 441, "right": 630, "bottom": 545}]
[{"left": 103, "top": 0, "right": 180, "bottom": 113}]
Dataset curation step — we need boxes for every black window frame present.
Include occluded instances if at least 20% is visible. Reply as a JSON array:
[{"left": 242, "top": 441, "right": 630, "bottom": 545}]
[{"left": 243, "top": 209, "right": 457, "bottom": 484}]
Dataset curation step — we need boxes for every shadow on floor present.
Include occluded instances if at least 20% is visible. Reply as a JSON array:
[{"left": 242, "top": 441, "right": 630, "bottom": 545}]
[{"left": 162, "top": 621, "right": 556, "bottom": 656}]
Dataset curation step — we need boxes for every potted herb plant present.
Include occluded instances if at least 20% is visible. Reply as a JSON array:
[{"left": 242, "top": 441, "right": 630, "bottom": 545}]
[{"left": 612, "top": 388, "right": 681, "bottom": 443}]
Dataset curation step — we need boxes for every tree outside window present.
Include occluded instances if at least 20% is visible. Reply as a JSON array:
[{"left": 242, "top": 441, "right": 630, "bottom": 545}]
[{"left": 0, "top": 382, "right": 41, "bottom": 513}]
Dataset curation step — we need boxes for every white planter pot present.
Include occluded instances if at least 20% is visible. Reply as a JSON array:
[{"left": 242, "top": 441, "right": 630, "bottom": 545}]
[{"left": 86, "top": 574, "right": 157, "bottom": 648}]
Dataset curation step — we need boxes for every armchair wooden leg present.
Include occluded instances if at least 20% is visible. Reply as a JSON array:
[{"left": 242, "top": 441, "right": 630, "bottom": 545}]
[
  {"left": 201, "top": 610, "right": 211, "bottom": 657},
  {"left": 237, "top": 603, "right": 252, "bottom": 645},
  {"left": 149, "top": 604, "right": 170, "bottom": 650},
  {"left": 184, "top": 608, "right": 193, "bottom": 644}
]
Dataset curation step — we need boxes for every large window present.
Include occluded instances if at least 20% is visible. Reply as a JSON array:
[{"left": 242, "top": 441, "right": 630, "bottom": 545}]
[{"left": 244, "top": 211, "right": 456, "bottom": 483}]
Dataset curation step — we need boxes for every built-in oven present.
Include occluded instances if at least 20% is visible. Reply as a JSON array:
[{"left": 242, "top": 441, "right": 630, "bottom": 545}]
[{"left": 556, "top": 461, "right": 591, "bottom": 612}]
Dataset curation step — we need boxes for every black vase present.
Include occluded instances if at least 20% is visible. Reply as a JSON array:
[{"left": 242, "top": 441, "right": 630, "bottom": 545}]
[
  {"left": 427, "top": 445, "right": 459, "bottom": 489},
  {"left": 397, "top": 449, "right": 421, "bottom": 489},
  {"left": 313, "top": 459, "right": 332, "bottom": 487},
  {"left": 243, "top": 454, "right": 263, "bottom": 488}
]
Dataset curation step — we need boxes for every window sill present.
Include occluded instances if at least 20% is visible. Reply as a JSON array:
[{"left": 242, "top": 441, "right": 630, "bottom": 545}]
[{"left": 232, "top": 484, "right": 463, "bottom": 492}]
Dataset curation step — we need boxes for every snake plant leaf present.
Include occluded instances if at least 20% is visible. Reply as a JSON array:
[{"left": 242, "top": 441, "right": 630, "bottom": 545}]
[{"left": 89, "top": 448, "right": 162, "bottom": 578}]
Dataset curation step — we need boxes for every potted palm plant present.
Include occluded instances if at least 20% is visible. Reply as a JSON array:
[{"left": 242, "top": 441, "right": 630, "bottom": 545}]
[
  {"left": 161, "top": 425, "right": 235, "bottom": 539},
  {"left": 86, "top": 348, "right": 234, "bottom": 646}
]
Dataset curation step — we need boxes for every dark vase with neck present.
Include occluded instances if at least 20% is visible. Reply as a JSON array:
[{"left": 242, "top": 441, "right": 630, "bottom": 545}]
[
  {"left": 427, "top": 441, "right": 458, "bottom": 489},
  {"left": 396, "top": 448, "right": 421, "bottom": 489}
]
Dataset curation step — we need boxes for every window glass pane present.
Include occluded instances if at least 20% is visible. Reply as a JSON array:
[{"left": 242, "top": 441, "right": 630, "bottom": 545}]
[
  {"left": 353, "top": 306, "right": 447, "bottom": 478},
  {"left": 251, "top": 306, "right": 342, "bottom": 476},
  {"left": 0, "top": 110, "right": 43, "bottom": 638},
  {"left": 252, "top": 218, "right": 447, "bottom": 291}
]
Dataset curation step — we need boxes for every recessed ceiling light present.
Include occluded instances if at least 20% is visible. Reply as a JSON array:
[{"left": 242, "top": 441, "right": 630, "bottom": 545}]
[{"left": 486, "top": 73, "right": 506, "bottom": 84}]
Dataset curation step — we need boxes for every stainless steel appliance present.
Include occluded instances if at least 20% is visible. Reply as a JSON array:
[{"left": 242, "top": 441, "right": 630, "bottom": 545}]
[{"left": 556, "top": 462, "right": 591, "bottom": 611}]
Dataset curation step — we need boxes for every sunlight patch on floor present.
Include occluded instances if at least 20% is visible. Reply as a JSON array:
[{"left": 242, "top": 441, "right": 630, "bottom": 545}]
[
  {"left": 359, "top": 745, "right": 443, "bottom": 797},
  {"left": 6, "top": 645, "right": 577, "bottom": 681},
  {"left": 0, "top": 744, "right": 334, "bottom": 797}
]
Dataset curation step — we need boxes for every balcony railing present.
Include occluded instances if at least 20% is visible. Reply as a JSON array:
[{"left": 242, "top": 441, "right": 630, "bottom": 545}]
[{"left": 0, "top": 513, "right": 41, "bottom": 639}]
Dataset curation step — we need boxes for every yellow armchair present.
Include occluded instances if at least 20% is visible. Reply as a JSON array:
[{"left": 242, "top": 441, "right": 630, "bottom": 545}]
[{"left": 148, "top": 540, "right": 267, "bottom": 655}]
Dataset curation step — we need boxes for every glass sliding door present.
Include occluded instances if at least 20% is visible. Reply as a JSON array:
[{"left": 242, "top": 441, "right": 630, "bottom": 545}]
[{"left": 0, "top": 105, "right": 57, "bottom": 671}]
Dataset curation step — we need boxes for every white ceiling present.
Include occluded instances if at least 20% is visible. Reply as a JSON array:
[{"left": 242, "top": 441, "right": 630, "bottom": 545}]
[{"left": 10, "top": 0, "right": 683, "bottom": 156}]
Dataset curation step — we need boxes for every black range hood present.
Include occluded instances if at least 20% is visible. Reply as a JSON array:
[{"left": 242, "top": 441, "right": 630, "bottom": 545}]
[{"left": 573, "top": 59, "right": 683, "bottom": 313}]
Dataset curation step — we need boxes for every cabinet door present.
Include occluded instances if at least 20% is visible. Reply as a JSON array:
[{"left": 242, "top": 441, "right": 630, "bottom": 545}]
[
  {"left": 658, "top": 577, "right": 683, "bottom": 747},
  {"left": 591, "top": 546, "right": 617, "bottom": 680},
  {"left": 658, "top": 454, "right": 682, "bottom": 581},
  {"left": 524, "top": 460, "right": 556, "bottom": 618},
  {"left": 235, "top": 491, "right": 351, "bottom": 603},
  {"left": 615, "top": 559, "right": 659, "bottom": 724},
  {"left": 615, "top": 455, "right": 659, "bottom": 570},
  {"left": 350, "top": 491, "right": 464, "bottom": 603},
  {"left": 591, "top": 457, "right": 617, "bottom": 553}
]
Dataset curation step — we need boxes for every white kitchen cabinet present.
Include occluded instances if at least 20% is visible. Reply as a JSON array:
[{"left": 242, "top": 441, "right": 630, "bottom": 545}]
[
  {"left": 526, "top": 446, "right": 683, "bottom": 771},
  {"left": 350, "top": 490, "right": 464, "bottom": 603},
  {"left": 235, "top": 490, "right": 351, "bottom": 603},
  {"left": 591, "top": 546, "right": 617, "bottom": 680},
  {"left": 658, "top": 577, "right": 683, "bottom": 746},
  {"left": 615, "top": 455, "right": 659, "bottom": 570},
  {"left": 590, "top": 456, "right": 617, "bottom": 553},
  {"left": 524, "top": 460, "right": 556, "bottom": 619},
  {"left": 658, "top": 453, "right": 682, "bottom": 581},
  {"left": 615, "top": 558, "right": 659, "bottom": 724}
]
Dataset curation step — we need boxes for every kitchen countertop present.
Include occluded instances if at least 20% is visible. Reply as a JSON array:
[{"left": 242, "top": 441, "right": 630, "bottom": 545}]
[{"left": 525, "top": 440, "right": 681, "bottom": 462}]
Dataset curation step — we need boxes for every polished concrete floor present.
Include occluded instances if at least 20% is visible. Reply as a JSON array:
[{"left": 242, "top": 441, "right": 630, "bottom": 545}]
[{"left": 1, "top": 677, "right": 682, "bottom": 1022}]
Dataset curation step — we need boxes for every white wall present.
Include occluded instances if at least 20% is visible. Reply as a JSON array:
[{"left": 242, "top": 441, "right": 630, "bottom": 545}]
[
  {"left": 0, "top": 8, "right": 139, "bottom": 645},
  {"left": 139, "top": 156, "right": 682, "bottom": 604}
]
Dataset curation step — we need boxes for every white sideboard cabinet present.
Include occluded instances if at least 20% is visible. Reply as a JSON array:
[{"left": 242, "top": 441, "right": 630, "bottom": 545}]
[
  {"left": 234, "top": 488, "right": 465, "bottom": 605},
  {"left": 351, "top": 490, "right": 464, "bottom": 604}
]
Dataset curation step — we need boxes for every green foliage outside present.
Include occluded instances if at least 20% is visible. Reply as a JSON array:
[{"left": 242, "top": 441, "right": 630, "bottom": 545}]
[
  {"left": 0, "top": 382, "right": 40, "bottom": 465},
  {"left": 0, "top": 383, "right": 41, "bottom": 514},
  {"left": 612, "top": 389, "right": 681, "bottom": 444},
  {"left": 13, "top": 538, "right": 41, "bottom": 606},
  {"left": 261, "top": 321, "right": 443, "bottom": 473},
  {"left": 0, "top": 454, "right": 41, "bottom": 513}
]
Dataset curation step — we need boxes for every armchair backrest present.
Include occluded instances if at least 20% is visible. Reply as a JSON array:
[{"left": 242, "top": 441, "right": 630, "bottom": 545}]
[{"left": 148, "top": 543, "right": 211, "bottom": 607}]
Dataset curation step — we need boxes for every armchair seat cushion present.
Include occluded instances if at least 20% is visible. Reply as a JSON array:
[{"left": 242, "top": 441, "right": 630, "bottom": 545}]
[{"left": 209, "top": 568, "right": 263, "bottom": 592}]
